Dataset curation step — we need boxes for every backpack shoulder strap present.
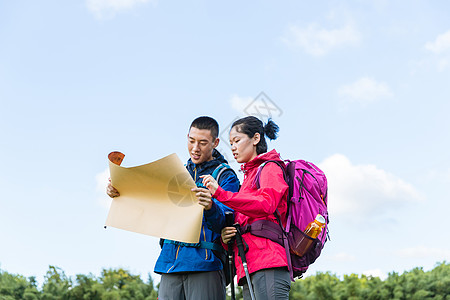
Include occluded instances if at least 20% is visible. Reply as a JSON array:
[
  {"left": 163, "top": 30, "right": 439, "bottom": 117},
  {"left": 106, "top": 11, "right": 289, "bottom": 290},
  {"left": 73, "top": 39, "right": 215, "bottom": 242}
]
[
  {"left": 251, "top": 160, "right": 295, "bottom": 280},
  {"left": 254, "top": 160, "right": 287, "bottom": 189},
  {"left": 212, "top": 163, "right": 236, "bottom": 184},
  {"left": 254, "top": 160, "right": 289, "bottom": 225}
]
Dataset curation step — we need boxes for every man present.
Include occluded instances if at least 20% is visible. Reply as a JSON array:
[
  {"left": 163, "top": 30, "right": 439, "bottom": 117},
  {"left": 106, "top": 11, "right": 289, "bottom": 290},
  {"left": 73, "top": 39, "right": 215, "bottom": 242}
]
[{"left": 106, "top": 116, "right": 240, "bottom": 300}]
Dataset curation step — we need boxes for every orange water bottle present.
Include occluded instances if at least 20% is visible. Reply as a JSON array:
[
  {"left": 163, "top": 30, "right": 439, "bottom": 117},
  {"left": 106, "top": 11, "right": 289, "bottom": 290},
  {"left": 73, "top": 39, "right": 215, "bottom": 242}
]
[
  {"left": 304, "top": 214, "right": 326, "bottom": 239},
  {"left": 294, "top": 214, "right": 326, "bottom": 257}
]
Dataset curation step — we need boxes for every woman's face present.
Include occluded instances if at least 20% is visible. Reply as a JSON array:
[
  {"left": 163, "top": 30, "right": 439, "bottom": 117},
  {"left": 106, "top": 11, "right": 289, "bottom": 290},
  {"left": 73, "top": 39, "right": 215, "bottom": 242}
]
[{"left": 229, "top": 126, "right": 260, "bottom": 163}]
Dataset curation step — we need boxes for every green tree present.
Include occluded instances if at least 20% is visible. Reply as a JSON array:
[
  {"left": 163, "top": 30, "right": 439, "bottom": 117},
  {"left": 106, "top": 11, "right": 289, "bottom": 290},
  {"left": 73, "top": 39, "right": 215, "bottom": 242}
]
[
  {"left": 335, "top": 273, "right": 365, "bottom": 300},
  {"left": 41, "top": 266, "right": 71, "bottom": 300},
  {"left": 289, "top": 271, "right": 340, "bottom": 300},
  {"left": 0, "top": 269, "right": 40, "bottom": 300},
  {"left": 143, "top": 274, "right": 158, "bottom": 300},
  {"left": 360, "top": 275, "right": 384, "bottom": 300},
  {"left": 427, "top": 261, "right": 450, "bottom": 298},
  {"left": 310, "top": 272, "right": 340, "bottom": 300},
  {"left": 98, "top": 268, "right": 157, "bottom": 300},
  {"left": 226, "top": 285, "right": 243, "bottom": 300},
  {"left": 2, "top": 261, "right": 449, "bottom": 299},
  {"left": 68, "top": 274, "right": 101, "bottom": 300}
]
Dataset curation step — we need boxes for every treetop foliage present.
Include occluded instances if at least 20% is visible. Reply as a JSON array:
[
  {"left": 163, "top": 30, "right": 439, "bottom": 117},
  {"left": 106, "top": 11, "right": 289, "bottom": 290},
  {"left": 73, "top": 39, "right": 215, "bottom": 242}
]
[{"left": 1, "top": 262, "right": 448, "bottom": 300}]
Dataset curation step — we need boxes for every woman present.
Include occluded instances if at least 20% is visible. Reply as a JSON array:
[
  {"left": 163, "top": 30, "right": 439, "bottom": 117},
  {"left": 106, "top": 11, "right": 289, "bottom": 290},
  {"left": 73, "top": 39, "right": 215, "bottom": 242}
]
[{"left": 200, "top": 116, "right": 290, "bottom": 300}]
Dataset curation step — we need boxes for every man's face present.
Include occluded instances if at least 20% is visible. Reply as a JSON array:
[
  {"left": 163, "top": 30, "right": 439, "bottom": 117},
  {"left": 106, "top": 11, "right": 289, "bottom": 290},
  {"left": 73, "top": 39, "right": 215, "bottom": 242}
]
[{"left": 187, "top": 127, "right": 219, "bottom": 165}]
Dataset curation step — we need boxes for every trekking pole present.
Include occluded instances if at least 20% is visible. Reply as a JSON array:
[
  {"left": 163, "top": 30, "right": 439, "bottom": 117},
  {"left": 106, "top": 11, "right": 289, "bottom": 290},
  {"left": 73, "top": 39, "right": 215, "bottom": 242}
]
[
  {"left": 225, "top": 212, "right": 236, "bottom": 300},
  {"left": 234, "top": 224, "right": 256, "bottom": 300}
]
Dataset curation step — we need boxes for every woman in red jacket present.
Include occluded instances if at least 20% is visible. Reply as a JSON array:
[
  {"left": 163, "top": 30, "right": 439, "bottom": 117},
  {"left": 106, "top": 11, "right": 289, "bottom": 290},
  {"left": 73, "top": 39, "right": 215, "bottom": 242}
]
[{"left": 200, "top": 116, "right": 291, "bottom": 300}]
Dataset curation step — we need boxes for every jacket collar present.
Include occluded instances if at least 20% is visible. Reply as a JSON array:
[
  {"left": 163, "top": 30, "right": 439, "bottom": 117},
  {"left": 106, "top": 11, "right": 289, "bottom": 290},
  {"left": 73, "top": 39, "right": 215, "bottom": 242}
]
[
  {"left": 186, "top": 149, "right": 229, "bottom": 174},
  {"left": 241, "top": 149, "right": 282, "bottom": 172}
]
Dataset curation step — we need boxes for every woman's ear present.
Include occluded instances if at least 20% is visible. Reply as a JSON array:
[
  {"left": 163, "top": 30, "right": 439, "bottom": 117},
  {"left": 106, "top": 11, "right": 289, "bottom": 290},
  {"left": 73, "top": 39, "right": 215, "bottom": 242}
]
[{"left": 253, "top": 132, "right": 260, "bottom": 146}]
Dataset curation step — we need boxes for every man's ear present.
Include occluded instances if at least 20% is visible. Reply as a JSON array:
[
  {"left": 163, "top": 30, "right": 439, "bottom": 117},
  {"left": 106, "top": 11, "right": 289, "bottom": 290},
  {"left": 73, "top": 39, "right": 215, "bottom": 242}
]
[
  {"left": 213, "top": 138, "right": 220, "bottom": 148},
  {"left": 253, "top": 133, "right": 260, "bottom": 146}
]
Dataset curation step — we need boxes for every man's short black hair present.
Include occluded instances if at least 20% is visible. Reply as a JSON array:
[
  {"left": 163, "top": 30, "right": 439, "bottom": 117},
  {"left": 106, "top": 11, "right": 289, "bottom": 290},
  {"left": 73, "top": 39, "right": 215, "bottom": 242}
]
[{"left": 190, "top": 116, "right": 219, "bottom": 140}]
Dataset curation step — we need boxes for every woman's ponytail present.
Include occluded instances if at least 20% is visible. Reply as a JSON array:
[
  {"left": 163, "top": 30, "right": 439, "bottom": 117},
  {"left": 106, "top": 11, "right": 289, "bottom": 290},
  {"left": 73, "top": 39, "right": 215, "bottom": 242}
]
[{"left": 263, "top": 119, "right": 279, "bottom": 140}]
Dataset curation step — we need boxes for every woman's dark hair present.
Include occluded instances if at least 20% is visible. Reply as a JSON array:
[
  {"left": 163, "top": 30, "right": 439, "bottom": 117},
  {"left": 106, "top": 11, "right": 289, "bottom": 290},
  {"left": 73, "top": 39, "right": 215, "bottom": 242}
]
[
  {"left": 190, "top": 116, "right": 219, "bottom": 139},
  {"left": 231, "top": 116, "right": 279, "bottom": 154}
]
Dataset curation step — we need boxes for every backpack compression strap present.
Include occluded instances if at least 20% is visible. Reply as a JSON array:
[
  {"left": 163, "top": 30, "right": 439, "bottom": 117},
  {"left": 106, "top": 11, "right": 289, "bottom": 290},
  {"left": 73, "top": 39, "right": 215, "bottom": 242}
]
[
  {"left": 241, "top": 218, "right": 294, "bottom": 281},
  {"left": 241, "top": 220, "right": 284, "bottom": 245}
]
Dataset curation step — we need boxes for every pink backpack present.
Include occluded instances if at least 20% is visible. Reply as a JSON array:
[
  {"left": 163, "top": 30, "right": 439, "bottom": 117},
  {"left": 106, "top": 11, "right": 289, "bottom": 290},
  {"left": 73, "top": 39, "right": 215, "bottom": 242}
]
[{"left": 243, "top": 159, "right": 329, "bottom": 280}]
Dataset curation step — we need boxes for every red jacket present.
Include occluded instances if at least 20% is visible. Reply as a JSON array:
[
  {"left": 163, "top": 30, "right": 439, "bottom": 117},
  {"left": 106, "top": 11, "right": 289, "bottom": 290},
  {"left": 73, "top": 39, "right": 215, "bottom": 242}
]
[{"left": 213, "top": 149, "right": 289, "bottom": 283}]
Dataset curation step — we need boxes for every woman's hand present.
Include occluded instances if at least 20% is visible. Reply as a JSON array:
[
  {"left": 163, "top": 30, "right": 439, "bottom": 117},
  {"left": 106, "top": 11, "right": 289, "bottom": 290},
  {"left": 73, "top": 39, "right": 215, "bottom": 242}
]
[
  {"left": 221, "top": 226, "right": 237, "bottom": 244},
  {"left": 200, "top": 175, "right": 219, "bottom": 195},
  {"left": 192, "top": 187, "right": 213, "bottom": 210}
]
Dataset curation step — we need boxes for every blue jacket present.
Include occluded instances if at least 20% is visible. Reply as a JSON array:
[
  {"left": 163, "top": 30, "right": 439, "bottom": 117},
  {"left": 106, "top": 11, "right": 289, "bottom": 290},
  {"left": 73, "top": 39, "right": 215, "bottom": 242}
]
[{"left": 154, "top": 149, "right": 240, "bottom": 274}]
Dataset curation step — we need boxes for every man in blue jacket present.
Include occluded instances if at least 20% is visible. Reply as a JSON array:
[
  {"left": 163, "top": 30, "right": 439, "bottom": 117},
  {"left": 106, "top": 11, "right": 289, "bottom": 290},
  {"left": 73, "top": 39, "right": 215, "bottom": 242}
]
[{"left": 107, "top": 116, "right": 240, "bottom": 300}]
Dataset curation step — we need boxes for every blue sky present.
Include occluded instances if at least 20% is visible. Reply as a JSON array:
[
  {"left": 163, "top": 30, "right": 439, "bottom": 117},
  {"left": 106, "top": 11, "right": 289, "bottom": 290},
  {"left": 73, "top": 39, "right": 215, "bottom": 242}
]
[{"left": 1, "top": 0, "right": 449, "bottom": 285}]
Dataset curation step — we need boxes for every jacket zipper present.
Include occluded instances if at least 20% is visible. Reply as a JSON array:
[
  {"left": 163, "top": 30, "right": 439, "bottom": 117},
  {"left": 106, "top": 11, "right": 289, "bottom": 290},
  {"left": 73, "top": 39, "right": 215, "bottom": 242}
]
[
  {"left": 196, "top": 166, "right": 209, "bottom": 260},
  {"left": 203, "top": 226, "right": 208, "bottom": 259},
  {"left": 194, "top": 167, "right": 198, "bottom": 182},
  {"left": 167, "top": 166, "right": 200, "bottom": 272}
]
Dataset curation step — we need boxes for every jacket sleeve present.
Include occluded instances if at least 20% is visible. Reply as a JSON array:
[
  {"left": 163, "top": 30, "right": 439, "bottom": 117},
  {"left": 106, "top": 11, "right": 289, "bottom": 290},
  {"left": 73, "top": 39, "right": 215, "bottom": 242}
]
[
  {"left": 213, "top": 163, "right": 288, "bottom": 218},
  {"left": 203, "top": 169, "right": 240, "bottom": 234}
]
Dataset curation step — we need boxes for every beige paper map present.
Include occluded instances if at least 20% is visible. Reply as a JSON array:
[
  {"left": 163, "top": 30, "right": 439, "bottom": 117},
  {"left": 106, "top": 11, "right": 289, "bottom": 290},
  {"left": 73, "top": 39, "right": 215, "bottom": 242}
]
[{"left": 105, "top": 152, "right": 203, "bottom": 243}]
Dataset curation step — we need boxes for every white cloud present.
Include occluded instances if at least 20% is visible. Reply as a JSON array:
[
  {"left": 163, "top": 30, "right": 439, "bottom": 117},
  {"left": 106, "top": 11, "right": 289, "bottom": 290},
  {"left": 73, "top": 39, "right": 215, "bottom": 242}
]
[
  {"left": 425, "top": 167, "right": 450, "bottom": 184},
  {"left": 96, "top": 168, "right": 112, "bottom": 209},
  {"left": 229, "top": 93, "right": 283, "bottom": 120},
  {"left": 86, "top": 0, "right": 155, "bottom": 19},
  {"left": 396, "top": 246, "right": 450, "bottom": 259},
  {"left": 229, "top": 95, "right": 254, "bottom": 114},
  {"left": 326, "top": 252, "right": 357, "bottom": 262},
  {"left": 425, "top": 30, "right": 450, "bottom": 54},
  {"left": 318, "top": 154, "right": 422, "bottom": 221},
  {"left": 424, "top": 30, "right": 450, "bottom": 71},
  {"left": 437, "top": 58, "right": 450, "bottom": 72},
  {"left": 363, "top": 269, "right": 387, "bottom": 280},
  {"left": 282, "top": 23, "right": 361, "bottom": 56},
  {"left": 338, "top": 77, "right": 393, "bottom": 105}
]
